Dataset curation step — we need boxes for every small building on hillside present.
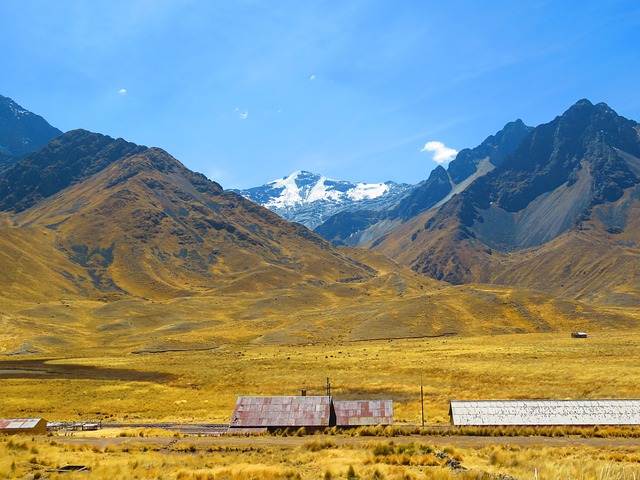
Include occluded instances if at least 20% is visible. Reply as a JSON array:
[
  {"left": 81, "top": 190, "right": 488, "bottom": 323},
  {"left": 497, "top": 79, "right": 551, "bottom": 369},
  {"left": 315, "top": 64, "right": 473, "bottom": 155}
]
[
  {"left": 334, "top": 400, "right": 394, "bottom": 427},
  {"left": 449, "top": 399, "right": 640, "bottom": 426},
  {"left": 571, "top": 332, "right": 588, "bottom": 338},
  {"left": 229, "top": 396, "right": 393, "bottom": 432},
  {"left": 0, "top": 418, "right": 48, "bottom": 435}
]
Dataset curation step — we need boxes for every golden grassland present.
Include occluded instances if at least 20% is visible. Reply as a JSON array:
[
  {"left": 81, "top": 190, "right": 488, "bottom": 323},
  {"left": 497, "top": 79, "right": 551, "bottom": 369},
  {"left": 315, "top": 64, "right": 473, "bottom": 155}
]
[
  {"left": 1, "top": 286, "right": 640, "bottom": 479},
  {"left": 1, "top": 331, "right": 639, "bottom": 424},
  {"left": 2, "top": 431, "right": 640, "bottom": 479}
]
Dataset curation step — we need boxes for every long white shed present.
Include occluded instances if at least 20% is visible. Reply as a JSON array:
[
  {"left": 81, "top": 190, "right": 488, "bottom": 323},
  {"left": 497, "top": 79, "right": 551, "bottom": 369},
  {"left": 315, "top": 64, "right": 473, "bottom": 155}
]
[{"left": 449, "top": 399, "right": 640, "bottom": 426}]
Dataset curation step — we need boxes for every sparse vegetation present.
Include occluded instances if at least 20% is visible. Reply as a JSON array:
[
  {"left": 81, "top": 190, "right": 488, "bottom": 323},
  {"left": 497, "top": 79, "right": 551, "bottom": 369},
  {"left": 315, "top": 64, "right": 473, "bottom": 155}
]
[
  {"left": 0, "top": 433, "right": 639, "bottom": 479},
  {"left": 0, "top": 304, "right": 634, "bottom": 477},
  {"left": 1, "top": 299, "right": 639, "bottom": 479},
  {"left": 2, "top": 331, "right": 640, "bottom": 424}
]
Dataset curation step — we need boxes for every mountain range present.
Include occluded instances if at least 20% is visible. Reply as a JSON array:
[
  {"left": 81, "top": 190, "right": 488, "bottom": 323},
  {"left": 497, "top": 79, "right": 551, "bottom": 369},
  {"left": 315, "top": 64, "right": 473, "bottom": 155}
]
[
  {"left": 235, "top": 119, "right": 536, "bottom": 246},
  {"left": 315, "top": 119, "right": 534, "bottom": 246},
  {"left": 0, "top": 95, "right": 638, "bottom": 355},
  {"left": 238, "top": 100, "right": 639, "bottom": 306}
]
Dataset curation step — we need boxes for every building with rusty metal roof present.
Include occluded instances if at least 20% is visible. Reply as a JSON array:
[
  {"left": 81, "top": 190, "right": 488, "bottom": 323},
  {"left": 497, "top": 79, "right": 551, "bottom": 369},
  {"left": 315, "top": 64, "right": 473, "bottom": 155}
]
[
  {"left": 229, "top": 396, "right": 394, "bottom": 431},
  {"left": 0, "top": 418, "right": 48, "bottom": 435},
  {"left": 450, "top": 399, "right": 640, "bottom": 426},
  {"left": 334, "top": 400, "right": 394, "bottom": 427},
  {"left": 230, "top": 396, "right": 334, "bottom": 431}
]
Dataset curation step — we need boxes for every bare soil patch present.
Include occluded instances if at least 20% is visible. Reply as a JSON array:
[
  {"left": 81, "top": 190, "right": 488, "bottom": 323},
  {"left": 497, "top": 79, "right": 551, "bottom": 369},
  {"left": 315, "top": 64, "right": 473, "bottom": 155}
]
[{"left": 0, "top": 358, "right": 174, "bottom": 382}]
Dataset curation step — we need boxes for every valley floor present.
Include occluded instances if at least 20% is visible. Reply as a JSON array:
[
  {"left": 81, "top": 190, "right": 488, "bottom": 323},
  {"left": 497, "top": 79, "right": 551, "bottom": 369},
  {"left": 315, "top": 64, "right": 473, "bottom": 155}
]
[{"left": 2, "top": 330, "right": 639, "bottom": 478}]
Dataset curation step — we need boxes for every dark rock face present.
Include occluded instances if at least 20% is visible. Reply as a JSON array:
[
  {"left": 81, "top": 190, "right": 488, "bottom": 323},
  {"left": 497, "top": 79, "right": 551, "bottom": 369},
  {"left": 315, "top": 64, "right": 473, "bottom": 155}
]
[
  {"left": 408, "top": 99, "right": 640, "bottom": 283},
  {"left": 314, "top": 210, "right": 381, "bottom": 246},
  {"left": 0, "top": 94, "right": 62, "bottom": 170},
  {"left": 448, "top": 119, "right": 533, "bottom": 184},
  {"left": 394, "top": 165, "right": 452, "bottom": 221},
  {"left": 450, "top": 100, "right": 640, "bottom": 234},
  {"left": 491, "top": 100, "right": 639, "bottom": 213},
  {"left": 0, "top": 129, "right": 146, "bottom": 212},
  {"left": 361, "top": 99, "right": 640, "bottom": 294}
]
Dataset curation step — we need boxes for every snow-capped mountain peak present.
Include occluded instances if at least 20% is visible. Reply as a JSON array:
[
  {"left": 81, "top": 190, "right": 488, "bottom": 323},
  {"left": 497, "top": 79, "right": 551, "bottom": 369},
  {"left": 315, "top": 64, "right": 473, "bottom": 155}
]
[
  {"left": 260, "top": 170, "right": 393, "bottom": 209},
  {"left": 233, "top": 171, "right": 412, "bottom": 229},
  {"left": 266, "top": 171, "right": 306, "bottom": 207}
]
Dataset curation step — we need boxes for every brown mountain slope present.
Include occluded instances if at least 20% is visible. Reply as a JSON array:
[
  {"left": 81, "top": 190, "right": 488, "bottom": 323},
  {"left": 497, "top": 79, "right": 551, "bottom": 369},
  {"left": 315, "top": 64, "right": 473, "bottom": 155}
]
[
  {"left": 3, "top": 261, "right": 638, "bottom": 356},
  {"left": 12, "top": 145, "right": 377, "bottom": 299},
  {"left": 0, "top": 218, "right": 88, "bottom": 304},
  {"left": 370, "top": 183, "right": 640, "bottom": 306}
]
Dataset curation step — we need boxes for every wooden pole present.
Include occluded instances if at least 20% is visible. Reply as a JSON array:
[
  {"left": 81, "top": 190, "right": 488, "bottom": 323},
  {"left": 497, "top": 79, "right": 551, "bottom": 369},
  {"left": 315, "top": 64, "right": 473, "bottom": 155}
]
[{"left": 420, "top": 374, "right": 425, "bottom": 427}]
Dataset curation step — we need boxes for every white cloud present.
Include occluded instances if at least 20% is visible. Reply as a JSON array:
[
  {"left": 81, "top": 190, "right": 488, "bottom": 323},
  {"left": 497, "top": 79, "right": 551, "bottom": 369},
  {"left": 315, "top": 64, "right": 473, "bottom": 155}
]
[
  {"left": 235, "top": 108, "right": 248, "bottom": 120},
  {"left": 421, "top": 141, "right": 458, "bottom": 164},
  {"left": 309, "top": 74, "right": 317, "bottom": 81},
  {"left": 118, "top": 88, "right": 127, "bottom": 95}
]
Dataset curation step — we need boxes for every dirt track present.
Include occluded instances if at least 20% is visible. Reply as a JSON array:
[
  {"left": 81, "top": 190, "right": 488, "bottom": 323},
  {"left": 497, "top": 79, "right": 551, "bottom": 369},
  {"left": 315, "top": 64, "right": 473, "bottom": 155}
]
[{"left": 52, "top": 428, "right": 640, "bottom": 450}]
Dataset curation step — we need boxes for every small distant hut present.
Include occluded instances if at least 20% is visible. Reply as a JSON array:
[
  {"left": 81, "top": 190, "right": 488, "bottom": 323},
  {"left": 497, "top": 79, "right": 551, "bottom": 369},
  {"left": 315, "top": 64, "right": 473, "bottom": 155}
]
[
  {"left": 571, "top": 332, "right": 588, "bottom": 338},
  {"left": 334, "top": 400, "right": 394, "bottom": 427},
  {"left": 0, "top": 418, "right": 48, "bottom": 435}
]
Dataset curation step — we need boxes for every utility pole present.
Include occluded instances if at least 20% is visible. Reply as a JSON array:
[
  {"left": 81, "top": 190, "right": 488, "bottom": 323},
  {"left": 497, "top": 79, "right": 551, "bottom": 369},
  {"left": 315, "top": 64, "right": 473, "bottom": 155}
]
[{"left": 420, "top": 374, "right": 425, "bottom": 427}]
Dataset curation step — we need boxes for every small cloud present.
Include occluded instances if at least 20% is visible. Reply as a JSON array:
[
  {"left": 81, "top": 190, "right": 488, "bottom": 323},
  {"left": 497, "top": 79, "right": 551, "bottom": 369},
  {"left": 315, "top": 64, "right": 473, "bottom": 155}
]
[
  {"left": 118, "top": 88, "right": 127, "bottom": 95},
  {"left": 309, "top": 74, "right": 316, "bottom": 81},
  {"left": 235, "top": 108, "right": 248, "bottom": 120},
  {"left": 421, "top": 141, "right": 458, "bottom": 164}
]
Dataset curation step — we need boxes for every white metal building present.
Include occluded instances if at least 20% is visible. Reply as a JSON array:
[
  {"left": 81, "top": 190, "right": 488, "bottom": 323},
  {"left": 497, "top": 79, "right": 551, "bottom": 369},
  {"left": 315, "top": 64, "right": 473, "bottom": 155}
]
[
  {"left": 0, "top": 418, "right": 48, "bottom": 435},
  {"left": 449, "top": 399, "right": 640, "bottom": 426}
]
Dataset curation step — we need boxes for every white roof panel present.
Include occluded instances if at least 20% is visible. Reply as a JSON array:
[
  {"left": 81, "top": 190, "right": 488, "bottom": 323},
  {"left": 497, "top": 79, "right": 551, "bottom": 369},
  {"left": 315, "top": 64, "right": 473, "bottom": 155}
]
[{"left": 450, "top": 399, "right": 640, "bottom": 426}]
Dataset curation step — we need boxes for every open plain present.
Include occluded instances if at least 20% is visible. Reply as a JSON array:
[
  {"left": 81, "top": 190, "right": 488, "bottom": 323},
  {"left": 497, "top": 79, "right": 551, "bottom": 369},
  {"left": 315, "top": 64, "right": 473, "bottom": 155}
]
[{"left": 2, "top": 317, "right": 640, "bottom": 479}]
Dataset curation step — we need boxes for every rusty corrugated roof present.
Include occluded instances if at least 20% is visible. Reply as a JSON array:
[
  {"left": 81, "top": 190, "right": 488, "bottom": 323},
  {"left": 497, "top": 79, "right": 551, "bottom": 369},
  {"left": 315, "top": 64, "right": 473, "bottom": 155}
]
[
  {"left": 333, "top": 400, "right": 394, "bottom": 426},
  {"left": 229, "top": 396, "right": 332, "bottom": 428},
  {"left": 0, "top": 418, "right": 44, "bottom": 430}
]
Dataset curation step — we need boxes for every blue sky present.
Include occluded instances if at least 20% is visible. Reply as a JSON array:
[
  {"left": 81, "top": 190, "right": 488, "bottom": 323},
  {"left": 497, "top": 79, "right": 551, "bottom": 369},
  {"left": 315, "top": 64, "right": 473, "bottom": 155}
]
[{"left": 1, "top": 1, "right": 639, "bottom": 189}]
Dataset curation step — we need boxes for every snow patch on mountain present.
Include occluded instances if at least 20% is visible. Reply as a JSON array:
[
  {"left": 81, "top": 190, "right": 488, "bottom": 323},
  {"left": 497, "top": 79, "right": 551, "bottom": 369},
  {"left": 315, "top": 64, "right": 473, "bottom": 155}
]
[
  {"left": 267, "top": 171, "right": 304, "bottom": 207},
  {"left": 348, "top": 182, "right": 389, "bottom": 201}
]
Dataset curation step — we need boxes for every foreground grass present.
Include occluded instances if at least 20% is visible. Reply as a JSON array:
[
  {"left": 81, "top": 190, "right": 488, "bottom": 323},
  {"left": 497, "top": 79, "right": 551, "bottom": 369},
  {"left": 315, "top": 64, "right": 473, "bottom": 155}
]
[{"left": 1, "top": 433, "right": 640, "bottom": 480}]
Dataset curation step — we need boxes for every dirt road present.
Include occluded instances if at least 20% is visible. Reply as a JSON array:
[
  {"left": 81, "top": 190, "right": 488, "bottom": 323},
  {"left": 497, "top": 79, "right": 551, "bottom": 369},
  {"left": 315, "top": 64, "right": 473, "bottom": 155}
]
[{"left": 52, "top": 427, "right": 640, "bottom": 450}]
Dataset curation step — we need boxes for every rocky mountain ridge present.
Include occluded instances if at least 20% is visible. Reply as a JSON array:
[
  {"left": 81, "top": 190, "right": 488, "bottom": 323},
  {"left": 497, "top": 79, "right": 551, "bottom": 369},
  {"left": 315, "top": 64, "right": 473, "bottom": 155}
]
[{"left": 0, "top": 94, "right": 62, "bottom": 171}]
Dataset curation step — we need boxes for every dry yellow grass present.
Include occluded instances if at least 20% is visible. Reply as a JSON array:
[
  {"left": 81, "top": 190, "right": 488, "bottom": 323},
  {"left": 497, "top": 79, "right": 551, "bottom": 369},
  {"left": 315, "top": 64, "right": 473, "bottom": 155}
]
[
  {"left": 1, "top": 433, "right": 639, "bottom": 479},
  {"left": 2, "top": 269, "right": 639, "bottom": 478}
]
